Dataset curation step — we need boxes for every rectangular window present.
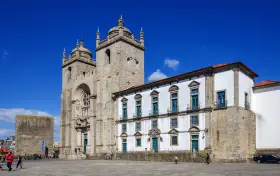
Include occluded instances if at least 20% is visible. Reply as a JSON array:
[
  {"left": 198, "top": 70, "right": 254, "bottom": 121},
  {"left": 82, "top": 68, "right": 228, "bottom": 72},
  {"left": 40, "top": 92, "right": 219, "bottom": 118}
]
[
  {"left": 122, "top": 103, "right": 127, "bottom": 120},
  {"left": 191, "top": 88, "right": 199, "bottom": 110},
  {"left": 191, "top": 115, "right": 199, "bottom": 126},
  {"left": 171, "top": 93, "right": 178, "bottom": 113},
  {"left": 152, "top": 120, "right": 158, "bottom": 129},
  {"left": 152, "top": 97, "right": 158, "bottom": 115},
  {"left": 170, "top": 118, "right": 178, "bottom": 128},
  {"left": 136, "top": 100, "right": 142, "bottom": 118},
  {"left": 217, "top": 91, "right": 226, "bottom": 108},
  {"left": 171, "top": 136, "right": 178, "bottom": 145},
  {"left": 122, "top": 124, "right": 127, "bottom": 132},
  {"left": 135, "top": 122, "right": 141, "bottom": 132},
  {"left": 136, "top": 138, "right": 141, "bottom": 147}
]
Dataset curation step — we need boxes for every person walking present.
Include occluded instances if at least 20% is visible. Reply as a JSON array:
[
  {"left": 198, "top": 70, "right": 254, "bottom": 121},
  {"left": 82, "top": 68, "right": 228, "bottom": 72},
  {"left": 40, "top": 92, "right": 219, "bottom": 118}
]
[
  {"left": 6, "top": 152, "right": 14, "bottom": 171},
  {"left": 206, "top": 153, "right": 210, "bottom": 164},
  {"left": 16, "top": 155, "right": 23, "bottom": 169}
]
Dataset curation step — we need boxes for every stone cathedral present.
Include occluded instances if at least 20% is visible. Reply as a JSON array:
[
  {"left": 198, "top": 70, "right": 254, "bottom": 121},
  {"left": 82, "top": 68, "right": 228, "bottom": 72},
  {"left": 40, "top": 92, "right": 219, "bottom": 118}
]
[{"left": 60, "top": 16, "right": 145, "bottom": 159}]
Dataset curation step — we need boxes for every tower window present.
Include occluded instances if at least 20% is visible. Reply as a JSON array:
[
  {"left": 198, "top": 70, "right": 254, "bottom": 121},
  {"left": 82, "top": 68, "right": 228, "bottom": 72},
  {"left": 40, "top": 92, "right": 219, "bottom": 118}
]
[{"left": 105, "top": 49, "right": 111, "bottom": 64}]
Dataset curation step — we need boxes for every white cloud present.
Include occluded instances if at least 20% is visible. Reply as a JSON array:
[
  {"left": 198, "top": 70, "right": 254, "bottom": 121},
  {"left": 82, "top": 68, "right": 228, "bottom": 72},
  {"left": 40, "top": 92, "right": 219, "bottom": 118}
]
[
  {"left": 0, "top": 108, "right": 60, "bottom": 141},
  {"left": 164, "top": 58, "right": 180, "bottom": 70},
  {"left": 148, "top": 69, "right": 168, "bottom": 82},
  {"left": 0, "top": 129, "right": 13, "bottom": 137},
  {"left": 0, "top": 108, "right": 52, "bottom": 123}
]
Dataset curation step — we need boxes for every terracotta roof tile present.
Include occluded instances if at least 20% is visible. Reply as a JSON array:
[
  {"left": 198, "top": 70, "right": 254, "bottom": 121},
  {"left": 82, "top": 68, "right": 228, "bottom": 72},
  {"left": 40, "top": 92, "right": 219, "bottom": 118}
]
[
  {"left": 212, "top": 63, "right": 228, "bottom": 68},
  {"left": 254, "top": 80, "right": 280, "bottom": 87}
]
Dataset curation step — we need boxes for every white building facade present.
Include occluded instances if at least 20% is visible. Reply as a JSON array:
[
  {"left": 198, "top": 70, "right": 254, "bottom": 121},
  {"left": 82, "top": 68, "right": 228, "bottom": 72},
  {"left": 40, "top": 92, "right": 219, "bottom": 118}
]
[
  {"left": 114, "top": 63, "right": 271, "bottom": 158},
  {"left": 252, "top": 81, "right": 280, "bottom": 151}
]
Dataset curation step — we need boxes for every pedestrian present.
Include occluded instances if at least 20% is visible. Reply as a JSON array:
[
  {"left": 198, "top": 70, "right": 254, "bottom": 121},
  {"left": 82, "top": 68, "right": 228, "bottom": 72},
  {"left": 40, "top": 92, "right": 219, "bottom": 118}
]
[
  {"left": 16, "top": 155, "right": 23, "bottom": 169},
  {"left": 206, "top": 153, "right": 210, "bottom": 164},
  {"left": 6, "top": 151, "right": 14, "bottom": 171}
]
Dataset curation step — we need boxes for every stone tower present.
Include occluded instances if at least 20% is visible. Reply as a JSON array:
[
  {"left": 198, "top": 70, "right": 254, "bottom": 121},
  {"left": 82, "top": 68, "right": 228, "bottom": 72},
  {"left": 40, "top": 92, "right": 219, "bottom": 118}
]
[
  {"left": 61, "top": 40, "right": 96, "bottom": 159},
  {"left": 95, "top": 15, "right": 145, "bottom": 154},
  {"left": 60, "top": 15, "right": 144, "bottom": 159}
]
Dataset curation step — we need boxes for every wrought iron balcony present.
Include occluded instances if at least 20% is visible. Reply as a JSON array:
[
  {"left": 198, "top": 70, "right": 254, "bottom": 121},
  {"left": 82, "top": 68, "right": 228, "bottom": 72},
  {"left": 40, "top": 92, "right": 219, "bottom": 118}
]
[
  {"left": 214, "top": 100, "right": 228, "bottom": 109},
  {"left": 120, "top": 115, "right": 127, "bottom": 121},
  {"left": 187, "top": 104, "right": 200, "bottom": 112},
  {"left": 167, "top": 107, "right": 179, "bottom": 115},
  {"left": 133, "top": 113, "right": 142, "bottom": 119},
  {"left": 245, "top": 102, "right": 250, "bottom": 110},
  {"left": 149, "top": 110, "right": 159, "bottom": 117}
]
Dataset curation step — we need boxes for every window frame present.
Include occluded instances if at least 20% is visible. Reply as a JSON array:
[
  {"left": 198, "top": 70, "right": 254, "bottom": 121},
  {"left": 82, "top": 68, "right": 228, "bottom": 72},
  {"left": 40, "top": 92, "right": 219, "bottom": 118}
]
[
  {"left": 190, "top": 115, "right": 199, "bottom": 126},
  {"left": 170, "top": 135, "right": 178, "bottom": 146},
  {"left": 135, "top": 122, "right": 141, "bottom": 132},
  {"left": 151, "top": 120, "right": 158, "bottom": 129},
  {"left": 216, "top": 90, "right": 226, "bottom": 108},
  {"left": 122, "top": 103, "right": 127, "bottom": 120},
  {"left": 190, "top": 88, "right": 199, "bottom": 110},
  {"left": 152, "top": 96, "right": 159, "bottom": 115},
  {"left": 136, "top": 137, "right": 142, "bottom": 147},
  {"left": 169, "top": 85, "right": 179, "bottom": 113},
  {"left": 170, "top": 117, "right": 178, "bottom": 128},
  {"left": 122, "top": 123, "right": 127, "bottom": 132}
]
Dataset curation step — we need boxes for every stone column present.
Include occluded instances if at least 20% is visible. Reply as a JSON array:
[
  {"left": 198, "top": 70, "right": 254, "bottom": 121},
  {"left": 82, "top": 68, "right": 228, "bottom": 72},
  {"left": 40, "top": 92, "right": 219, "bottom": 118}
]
[
  {"left": 233, "top": 68, "right": 239, "bottom": 106},
  {"left": 77, "top": 129, "right": 82, "bottom": 146},
  {"left": 204, "top": 73, "right": 214, "bottom": 149}
]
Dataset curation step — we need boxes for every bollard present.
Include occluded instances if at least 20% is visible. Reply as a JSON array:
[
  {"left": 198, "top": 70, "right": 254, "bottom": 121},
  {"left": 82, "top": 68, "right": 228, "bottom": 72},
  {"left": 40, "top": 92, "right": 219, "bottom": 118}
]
[{"left": 175, "top": 156, "right": 178, "bottom": 164}]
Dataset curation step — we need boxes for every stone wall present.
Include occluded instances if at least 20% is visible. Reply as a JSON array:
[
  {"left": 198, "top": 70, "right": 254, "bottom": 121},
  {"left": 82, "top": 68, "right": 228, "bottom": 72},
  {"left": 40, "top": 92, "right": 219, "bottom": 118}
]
[
  {"left": 89, "top": 152, "right": 206, "bottom": 163},
  {"left": 15, "top": 115, "right": 54, "bottom": 156},
  {"left": 210, "top": 107, "right": 256, "bottom": 162}
]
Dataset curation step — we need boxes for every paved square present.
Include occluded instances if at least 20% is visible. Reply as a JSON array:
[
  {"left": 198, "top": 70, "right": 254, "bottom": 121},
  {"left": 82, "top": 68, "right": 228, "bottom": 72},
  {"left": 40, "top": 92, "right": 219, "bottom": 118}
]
[{"left": 1, "top": 160, "right": 280, "bottom": 176}]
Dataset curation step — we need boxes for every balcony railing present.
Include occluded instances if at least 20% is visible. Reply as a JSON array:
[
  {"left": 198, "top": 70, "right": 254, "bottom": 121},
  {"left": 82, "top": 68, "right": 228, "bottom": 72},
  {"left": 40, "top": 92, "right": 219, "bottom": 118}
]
[
  {"left": 167, "top": 107, "right": 179, "bottom": 115},
  {"left": 214, "top": 100, "right": 228, "bottom": 109},
  {"left": 133, "top": 113, "right": 142, "bottom": 119},
  {"left": 120, "top": 115, "right": 127, "bottom": 121},
  {"left": 245, "top": 102, "right": 250, "bottom": 110},
  {"left": 149, "top": 110, "right": 159, "bottom": 117},
  {"left": 187, "top": 104, "right": 200, "bottom": 111}
]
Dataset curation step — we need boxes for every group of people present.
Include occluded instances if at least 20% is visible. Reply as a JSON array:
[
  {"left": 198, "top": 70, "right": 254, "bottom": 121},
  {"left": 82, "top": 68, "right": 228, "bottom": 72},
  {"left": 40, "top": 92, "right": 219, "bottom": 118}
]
[{"left": 0, "top": 152, "right": 23, "bottom": 172}]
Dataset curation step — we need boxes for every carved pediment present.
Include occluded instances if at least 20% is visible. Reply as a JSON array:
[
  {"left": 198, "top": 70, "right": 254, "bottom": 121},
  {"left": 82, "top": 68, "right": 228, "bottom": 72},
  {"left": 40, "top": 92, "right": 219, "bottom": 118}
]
[
  {"left": 121, "top": 97, "right": 128, "bottom": 103},
  {"left": 188, "top": 80, "right": 200, "bottom": 87},
  {"left": 120, "top": 132, "right": 128, "bottom": 138},
  {"left": 134, "top": 131, "right": 142, "bottom": 136},
  {"left": 134, "top": 94, "right": 142, "bottom": 99},
  {"left": 169, "top": 85, "right": 179, "bottom": 92},
  {"left": 188, "top": 126, "right": 200, "bottom": 132},
  {"left": 168, "top": 128, "right": 179, "bottom": 134},
  {"left": 150, "top": 90, "right": 159, "bottom": 96}
]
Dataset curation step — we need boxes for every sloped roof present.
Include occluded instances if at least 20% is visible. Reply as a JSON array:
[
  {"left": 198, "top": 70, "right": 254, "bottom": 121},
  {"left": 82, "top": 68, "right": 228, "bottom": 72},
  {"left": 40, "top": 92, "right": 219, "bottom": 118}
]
[{"left": 254, "top": 80, "right": 280, "bottom": 89}]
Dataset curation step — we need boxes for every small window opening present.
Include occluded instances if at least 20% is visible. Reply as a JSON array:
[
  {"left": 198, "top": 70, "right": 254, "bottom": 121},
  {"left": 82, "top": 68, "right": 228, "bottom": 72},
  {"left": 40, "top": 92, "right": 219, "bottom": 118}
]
[{"left": 105, "top": 49, "right": 111, "bottom": 64}]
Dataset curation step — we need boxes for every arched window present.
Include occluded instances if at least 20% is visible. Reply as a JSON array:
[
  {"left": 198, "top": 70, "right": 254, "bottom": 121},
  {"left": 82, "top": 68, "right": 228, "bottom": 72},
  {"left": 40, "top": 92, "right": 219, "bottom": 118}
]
[{"left": 105, "top": 49, "right": 111, "bottom": 64}]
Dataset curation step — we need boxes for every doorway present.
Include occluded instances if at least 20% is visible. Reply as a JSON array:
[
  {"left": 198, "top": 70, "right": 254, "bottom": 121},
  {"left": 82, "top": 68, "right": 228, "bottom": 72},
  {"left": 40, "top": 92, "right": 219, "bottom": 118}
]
[{"left": 84, "top": 133, "right": 88, "bottom": 153}]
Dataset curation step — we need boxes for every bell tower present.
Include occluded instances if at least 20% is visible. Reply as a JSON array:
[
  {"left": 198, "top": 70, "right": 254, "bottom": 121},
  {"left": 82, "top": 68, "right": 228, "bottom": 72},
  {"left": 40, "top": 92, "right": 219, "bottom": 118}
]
[{"left": 94, "top": 15, "right": 145, "bottom": 154}]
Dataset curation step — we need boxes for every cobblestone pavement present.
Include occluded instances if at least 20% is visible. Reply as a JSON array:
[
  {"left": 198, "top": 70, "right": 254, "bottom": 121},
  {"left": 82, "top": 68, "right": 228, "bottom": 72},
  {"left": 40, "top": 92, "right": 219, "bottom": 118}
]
[{"left": 1, "top": 160, "right": 280, "bottom": 176}]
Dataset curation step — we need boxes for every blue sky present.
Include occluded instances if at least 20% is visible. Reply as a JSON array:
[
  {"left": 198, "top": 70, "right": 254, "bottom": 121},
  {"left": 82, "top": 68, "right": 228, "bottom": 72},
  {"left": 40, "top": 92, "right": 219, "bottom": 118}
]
[{"left": 0, "top": 0, "right": 279, "bottom": 141}]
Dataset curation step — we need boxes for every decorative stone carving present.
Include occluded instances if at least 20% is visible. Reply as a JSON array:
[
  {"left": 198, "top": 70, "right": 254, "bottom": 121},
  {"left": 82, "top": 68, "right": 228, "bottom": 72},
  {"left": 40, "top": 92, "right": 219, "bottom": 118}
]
[{"left": 148, "top": 128, "right": 161, "bottom": 138}]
